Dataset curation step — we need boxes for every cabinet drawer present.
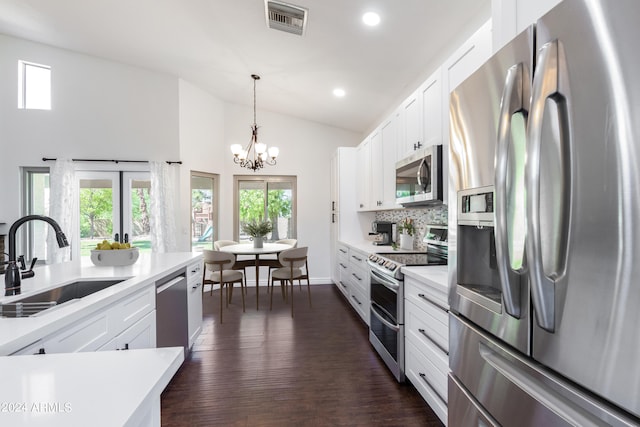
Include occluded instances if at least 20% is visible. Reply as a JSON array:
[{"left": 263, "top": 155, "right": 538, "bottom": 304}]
[
  {"left": 336, "top": 243, "right": 349, "bottom": 258},
  {"left": 405, "top": 296, "right": 449, "bottom": 353},
  {"left": 349, "top": 284, "right": 369, "bottom": 324},
  {"left": 405, "top": 276, "right": 448, "bottom": 313},
  {"left": 109, "top": 285, "right": 156, "bottom": 335},
  {"left": 406, "top": 302, "right": 449, "bottom": 375},
  {"left": 406, "top": 340, "right": 448, "bottom": 424},
  {"left": 187, "top": 261, "right": 202, "bottom": 283},
  {"left": 349, "top": 263, "right": 369, "bottom": 295},
  {"left": 44, "top": 310, "right": 112, "bottom": 353},
  {"left": 100, "top": 310, "right": 157, "bottom": 351},
  {"left": 348, "top": 249, "right": 368, "bottom": 270}
]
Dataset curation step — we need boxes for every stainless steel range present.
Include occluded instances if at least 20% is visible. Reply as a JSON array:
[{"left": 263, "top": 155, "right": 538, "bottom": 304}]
[{"left": 367, "top": 225, "right": 447, "bottom": 382}]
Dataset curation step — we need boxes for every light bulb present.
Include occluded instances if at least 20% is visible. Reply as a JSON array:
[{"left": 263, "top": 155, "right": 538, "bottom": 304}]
[
  {"left": 255, "top": 142, "right": 267, "bottom": 154},
  {"left": 268, "top": 146, "right": 279, "bottom": 159},
  {"left": 239, "top": 150, "right": 248, "bottom": 160},
  {"left": 230, "top": 144, "right": 243, "bottom": 156}
]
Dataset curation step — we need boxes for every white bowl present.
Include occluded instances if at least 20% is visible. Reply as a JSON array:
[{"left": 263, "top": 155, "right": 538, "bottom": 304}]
[{"left": 90, "top": 248, "right": 139, "bottom": 266}]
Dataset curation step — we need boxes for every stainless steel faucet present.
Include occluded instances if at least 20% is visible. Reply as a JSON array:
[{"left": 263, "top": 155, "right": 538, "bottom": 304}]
[{"left": 4, "top": 215, "right": 69, "bottom": 296}]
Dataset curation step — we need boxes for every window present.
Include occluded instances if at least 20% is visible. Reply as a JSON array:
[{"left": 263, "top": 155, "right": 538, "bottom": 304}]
[
  {"left": 21, "top": 168, "right": 50, "bottom": 262},
  {"left": 18, "top": 60, "right": 51, "bottom": 110},
  {"left": 191, "top": 172, "right": 219, "bottom": 251},
  {"left": 233, "top": 175, "right": 296, "bottom": 242},
  {"left": 77, "top": 171, "right": 151, "bottom": 257},
  {"left": 21, "top": 168, "right": 151, "bottom": 261}
]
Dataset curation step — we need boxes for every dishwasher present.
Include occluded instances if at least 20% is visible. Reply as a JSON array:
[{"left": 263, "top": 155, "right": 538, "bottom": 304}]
[{"left": 155, "top": 269, "right": 189, "bottom": 356}]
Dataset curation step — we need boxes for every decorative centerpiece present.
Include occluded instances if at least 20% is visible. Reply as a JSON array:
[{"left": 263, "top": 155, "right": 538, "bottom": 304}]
[
  {"left": 90, "top": 240, "right": 139, "bottom": 266},
  {"left": 398, "top": 218, "right": 415, "bottom": 250},
  {"left": 242, "top": 220, "right": 273, "bottom": 248}
]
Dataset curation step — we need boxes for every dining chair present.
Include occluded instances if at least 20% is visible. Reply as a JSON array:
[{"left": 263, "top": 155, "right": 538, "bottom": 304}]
[
  {"left": 213, "top": 239, "right": 252, "bottom": 296},
  {"left": 265, "top": 239, "right": 298, "bottom": 286},
  {"left": 202, "top": 250, "right": 245, "bottom": 323},
  {"left": 269, "top": 247, "right": 310, "bottom": 317}
]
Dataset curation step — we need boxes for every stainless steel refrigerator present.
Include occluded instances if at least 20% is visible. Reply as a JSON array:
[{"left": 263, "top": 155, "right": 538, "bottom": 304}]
[{"left": 448, "top": 0, "right": 640, "bottom": 425}]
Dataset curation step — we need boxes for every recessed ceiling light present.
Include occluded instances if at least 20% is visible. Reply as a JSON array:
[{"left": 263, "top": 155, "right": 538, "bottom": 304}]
[
  {"left": 362, "top": 12, "right": 380, "bottom": 26},
  {"left": 333, "top": 88, "right": 346, "bottom": 98}
]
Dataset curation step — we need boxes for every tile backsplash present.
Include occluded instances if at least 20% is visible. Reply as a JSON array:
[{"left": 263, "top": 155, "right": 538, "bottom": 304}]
[{"left": 375, "top": 205, "right": 448, "bottom": 251}]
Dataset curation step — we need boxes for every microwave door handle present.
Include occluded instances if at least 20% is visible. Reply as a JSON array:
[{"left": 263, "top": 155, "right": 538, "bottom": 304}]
[
  {"left": 526, "top": 40, "right": 571, "bottom": 333},
  {"left": 494, "top": 62, "right": 527, "bottom": 318},
  {"left": 416, "top": 157, "right": 430, "bottom": 192}
]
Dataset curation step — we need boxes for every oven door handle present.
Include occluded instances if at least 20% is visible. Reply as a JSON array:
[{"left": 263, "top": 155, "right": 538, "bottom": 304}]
[
  {"left": 370, "top": 268, "right": 400, "bottom": 292},
  {"left": 371, "top": 303, "right": 400, "bottom": 332}
]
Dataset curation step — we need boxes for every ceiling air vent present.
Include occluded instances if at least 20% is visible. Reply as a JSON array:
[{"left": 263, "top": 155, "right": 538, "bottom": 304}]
[{"left": 265, "top": 1, "right": 308, "bottom": 36}]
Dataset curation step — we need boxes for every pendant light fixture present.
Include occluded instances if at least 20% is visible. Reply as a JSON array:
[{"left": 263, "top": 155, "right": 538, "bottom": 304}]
[{"left": 230, "top": 74, "right": 279, "bottom": 171}]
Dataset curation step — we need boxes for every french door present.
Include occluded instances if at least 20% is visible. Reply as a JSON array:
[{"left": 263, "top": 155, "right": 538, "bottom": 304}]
[{"left": 76, "top": 171, "right": 150, "bottom": 258}]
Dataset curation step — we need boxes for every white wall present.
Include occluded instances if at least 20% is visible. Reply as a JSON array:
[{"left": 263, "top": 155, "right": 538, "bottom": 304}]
[
  {"left": 177, "top": 79, "right": 226, "bottom": 250},
  {"left": 221, "top": 103, "right": 361, "bottom": 282},
  {"left": 0, "top": 33, "right": 366, "bottom": 283},
  {"left": 0, "top": 34, "right": 180, "bottom": 232}
]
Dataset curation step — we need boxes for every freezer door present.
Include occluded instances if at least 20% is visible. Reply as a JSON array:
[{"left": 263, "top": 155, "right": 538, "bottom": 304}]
[
  {"left": 527, "top": 0, "right": 640, "bottom": 418},
  {"left": 449, "top": 314, "right": 639, "bottom": 427},
  {"left": 449, "top": 26, "right": 533, "bottom": 355}
]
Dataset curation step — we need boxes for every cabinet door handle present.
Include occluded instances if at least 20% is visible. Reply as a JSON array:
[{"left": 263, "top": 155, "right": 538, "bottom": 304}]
[
  {"left": 418, "top": 372, "right": 446, "bottom": 403},
  {"left": 339, "top": 263, "right": 347, "bottom": 269},
  {"left": 351, "top": 255, "right": 362, "bottom": 262},
  {"left": 339, "top": 248, "right": 347, "bottom": 254},
  {"left": 192, "top": 282, "right": 202, "bottom": 289},
  {"left": 352, "top": 273, "right": 362, "bottom": 281},
  {"left": 339, "top": 281, "right": 347, "bottom": 289},
  {"left": 417, "top": 328, "right": 448, "bottom": 355},
  {"left": 35, "top": 348, "right": 46, "bottom": 355},
  {"left": 417, "top": 293, "right": 448, "bottom": 313},
  {"left": 351, "top": 295, "right": 362, "bottom": 305}
]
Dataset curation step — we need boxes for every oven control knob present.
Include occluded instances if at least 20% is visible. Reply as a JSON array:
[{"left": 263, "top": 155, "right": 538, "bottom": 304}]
[
  {"left": 369, "top": 255, "right": 376, "bottom": 262},
  {"left": 378, "top": 259, "right": 385, "bottom": 265}
]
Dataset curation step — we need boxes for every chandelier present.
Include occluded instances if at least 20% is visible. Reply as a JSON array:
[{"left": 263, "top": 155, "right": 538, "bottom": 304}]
[{"left": 230, "top": 74, "right": 279, "bottom": 171}]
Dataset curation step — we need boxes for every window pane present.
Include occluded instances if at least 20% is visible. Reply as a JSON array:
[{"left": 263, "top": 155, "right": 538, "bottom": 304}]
[
  {"left": 267, "top": 182, "right": 293, "bottom": 240},
  {"left": 129, "top": 179, "right": 151, "bottom": 248},
  {"left": 191, "top": 173, "right": 217, "bottom": 251},
  {"left": 79, "top": 178, "right": 114, "bottom": 253},
  {"left": 23, "top": 169, "right": 50, "bottom": 261},
  {"left": 234, "top": 176, "right": 296, "bottom": 242},
  {"left": 238, "top": 180, "right": 266, "bottom": 241},
  {"left": 19, "top": 61, "right": 51, "bottom": 110}
]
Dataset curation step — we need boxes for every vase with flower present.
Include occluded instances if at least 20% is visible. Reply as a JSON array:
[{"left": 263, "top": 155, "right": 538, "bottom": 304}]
[
  {"left": 242, "top": 219, "right": 273, "bottom": 248},
  {"left": 398, "top": 218, "right": 415, "bottom": 250}
]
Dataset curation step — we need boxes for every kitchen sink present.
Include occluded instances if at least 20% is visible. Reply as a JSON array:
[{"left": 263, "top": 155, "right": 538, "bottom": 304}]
[{"left": 0, "top": 279, "right": 125, "bottom": 318}]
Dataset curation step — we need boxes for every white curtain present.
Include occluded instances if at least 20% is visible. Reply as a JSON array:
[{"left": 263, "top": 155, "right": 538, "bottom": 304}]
[
  {"left": 149, "top": 161, "right": 178, "bottom": 253},
  {"left": 47, "top": 158, "right": 76, "bottom": 264}
]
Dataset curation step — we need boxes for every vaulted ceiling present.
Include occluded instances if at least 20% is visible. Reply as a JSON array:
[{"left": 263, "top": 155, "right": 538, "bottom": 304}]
[{"left": 0, "top": 0, "right": 491, "bottom": 134}]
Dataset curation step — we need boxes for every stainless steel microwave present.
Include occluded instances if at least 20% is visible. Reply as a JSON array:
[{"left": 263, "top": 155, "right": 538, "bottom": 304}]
[{"left": 395, "top": 145, "right": 443, "bottom": 206}]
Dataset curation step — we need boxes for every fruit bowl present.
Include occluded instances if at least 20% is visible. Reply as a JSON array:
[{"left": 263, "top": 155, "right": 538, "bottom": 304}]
[{"left": 90, "top": 247, "right": 139, "bottom": 267}]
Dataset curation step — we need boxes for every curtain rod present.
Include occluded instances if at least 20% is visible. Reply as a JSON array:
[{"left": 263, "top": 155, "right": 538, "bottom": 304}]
[{"left": 42, "top": 157, "right": 182, "bottom": 165}]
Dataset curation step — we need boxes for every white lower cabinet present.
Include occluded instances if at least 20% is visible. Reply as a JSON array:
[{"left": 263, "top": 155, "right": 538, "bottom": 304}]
[
  {"left": 404, "top": 274, "right": 449, "bottom": 425},
  {"left": 99, "top": 310, "right": 157, "bottom": 351},
  {"left": 333, "top": 243, "right": 370, "bottom": 325},
  {"left": 10, "top": 284, "right": 156, "bottom": 356},
  {"left": 187, "top": 260, "right": 203, "bottom": 349}
]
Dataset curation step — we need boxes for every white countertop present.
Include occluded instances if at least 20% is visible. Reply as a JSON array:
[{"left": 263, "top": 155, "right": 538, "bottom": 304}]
[
  {"left": 0, "top": 252, "right": 201, "bottom": 355},
  {"left": 402, "top": 265, "right": 449, "bottom": 295},
  {"left": 0, "top": 346, "right": 184, "bottom": 426}
]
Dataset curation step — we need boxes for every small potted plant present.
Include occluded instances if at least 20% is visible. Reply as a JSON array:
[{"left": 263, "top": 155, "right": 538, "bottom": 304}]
[
  {"left": 242, "top": 219, "right": 273, "bottom": 248},
  {"left": 398, "top": 218, "right": 415, "bottom": 250}
]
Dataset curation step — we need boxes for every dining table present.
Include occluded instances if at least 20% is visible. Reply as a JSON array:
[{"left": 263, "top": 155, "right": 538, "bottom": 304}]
[{"left": 219, "top": 242, "right": 293, "bottom": 310}]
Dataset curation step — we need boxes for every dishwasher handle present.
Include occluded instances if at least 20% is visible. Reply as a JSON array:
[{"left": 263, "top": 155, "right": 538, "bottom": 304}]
[{"left": 156, "top": 276, "right": 185, "bottom": 294}]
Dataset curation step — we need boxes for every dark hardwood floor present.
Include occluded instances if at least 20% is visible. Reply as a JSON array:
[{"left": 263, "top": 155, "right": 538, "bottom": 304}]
[{"left": 161, "top": 283, "right": 444, "bottom": 426}]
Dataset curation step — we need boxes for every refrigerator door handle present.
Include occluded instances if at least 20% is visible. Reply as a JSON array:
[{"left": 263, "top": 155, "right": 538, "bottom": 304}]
[
  {"left": 526, "top": 39, "right": 571, "bottom": 333},
  {"left": 495, "top": 62, "right": 528, "bottom": 319},
  {"left": 479, "top": 342, "right": 602, "bottom": 427}
]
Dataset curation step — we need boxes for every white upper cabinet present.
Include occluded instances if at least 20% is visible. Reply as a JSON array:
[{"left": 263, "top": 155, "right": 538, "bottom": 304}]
[
  {"left": 398, "top": 67, "right": 444, "bottom": 161},
  {"left": 492, "top": 0, "right": 563, "bottom": 51},
  {"left": 380, "top": 112, "right": 400, "bottom": 210},
  {"left": 356, "top": 138, "right": 371, "bottom": 211}
]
